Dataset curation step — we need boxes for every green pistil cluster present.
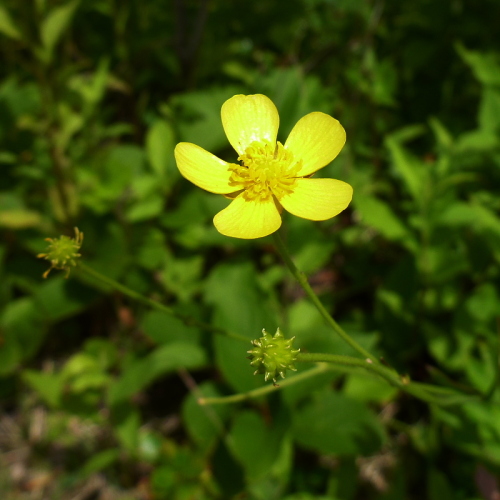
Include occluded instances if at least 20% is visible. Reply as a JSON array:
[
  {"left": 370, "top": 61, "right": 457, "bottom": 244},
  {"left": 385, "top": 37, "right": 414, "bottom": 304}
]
[
  {"left": 248, "top": 328, "right": 300, "bottom": 384},
  {"left": 38, "top": 227, "right": 83, "bottom": 278}
]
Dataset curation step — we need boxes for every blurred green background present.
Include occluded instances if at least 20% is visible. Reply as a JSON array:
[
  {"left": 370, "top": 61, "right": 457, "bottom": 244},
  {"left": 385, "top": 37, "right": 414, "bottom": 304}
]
[{"left": 1, "top": 0, "right": 500, "bottom": 498}]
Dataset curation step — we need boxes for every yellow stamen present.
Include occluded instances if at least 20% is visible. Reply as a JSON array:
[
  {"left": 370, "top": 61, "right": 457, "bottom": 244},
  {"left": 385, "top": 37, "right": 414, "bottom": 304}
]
[{"left": 228, "top": 141, "right": 302, "bottom": 201}]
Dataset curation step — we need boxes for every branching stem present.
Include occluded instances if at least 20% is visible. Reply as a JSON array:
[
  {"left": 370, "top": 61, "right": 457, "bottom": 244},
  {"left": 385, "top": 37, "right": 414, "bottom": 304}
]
[
  {"left": 273, "top": 231, "right": 377, "bottom": 363},
  {"left": 77, "top": 262, "right": 249, "bottom": 343}
]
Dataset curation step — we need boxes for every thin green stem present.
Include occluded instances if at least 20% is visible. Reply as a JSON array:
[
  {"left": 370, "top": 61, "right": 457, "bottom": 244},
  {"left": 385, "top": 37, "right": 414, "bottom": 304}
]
[
  {"left": 297, "top": 352, "right": 404, "bottom": 388},
  {"left": 77, "top": 262, "right": 249, "bottom": 343},
  {"left": 201, "top": 352, "right": 478, "bottom": 407},
  {"left": 271, "top": 232, "right": 481, "bottom": 406},
  {"left": 273, "top": 231, "right": 377, "bottom": 363},
  {"left": 199, "top": 364, "right": 331, "bottom": 405},
  {"left": 297, "top": 353, "right": 476, "bottom": 405}
]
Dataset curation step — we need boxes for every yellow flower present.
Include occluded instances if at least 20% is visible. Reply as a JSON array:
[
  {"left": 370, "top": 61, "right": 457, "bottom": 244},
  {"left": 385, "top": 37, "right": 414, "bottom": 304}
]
[{"left": 174, "top": 94, "right": 353, "bottom": 239}]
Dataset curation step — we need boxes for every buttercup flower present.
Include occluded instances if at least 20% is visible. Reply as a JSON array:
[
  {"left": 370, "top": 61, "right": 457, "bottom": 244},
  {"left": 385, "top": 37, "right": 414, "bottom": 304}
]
[{"left": 174, "top": 94, "right": 353, "bottom": 239}]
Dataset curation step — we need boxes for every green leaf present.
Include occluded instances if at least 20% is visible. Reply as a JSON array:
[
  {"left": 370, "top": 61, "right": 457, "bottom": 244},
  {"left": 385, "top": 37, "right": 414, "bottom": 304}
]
[
  {"left": 343, "top": 374, "right": 398, "bottom": 403},
  {"left": 427, "top": 469, "right": 454, "bottom": 500},
  {"left": 161, "top": 191, "right": 211, "bottom": 230},
  {"left": 84, "top": 222, "right": 129, "bottom": 280},
  {"left": 292, "top": 392, "right": 386, "bottom": 456},
  {"left": 354, "top": 195, "right": 415, "bottom": 248},
  {"left": 436, "top": 202, "right": 475, "bottom": 227},
  {"left": 33, "top": 277, "right": 94, "bottom": 321},
  {"left": 174, "top": 86, "right": 243, "bottom": 151},
  {"left": 81, "top": 449, "right": 120, "bottom": 478},
  {"left": 385, "top": 135, "right": 427, "bottom": 203},
  {"left": 259, "top": 67, "right": 332, "bottom": 139},
  {"left": 0, "top": 209, "right": 42, "bottom": 229},
  {"left": 479, "top": 88, "right": 500, "bottom": 132},
  {"left": 293, "top": 240, "right": 335, "bottom": 274},
  {"left": 40, "top": 0, "right": 79, "bottom": 61},
  {"left": 438, "top": 202, "right": 500, "bottom": 237},
  {"left": 182, "top": 382, "right": 230, "bottom": 452},
  {"left": 100, "top": 145, "right": 147, "bottom": 197},
  {"left": 228, "top": 410, "right": 285, "bottom": 480},
  {"left": 84, "top": 338, "right": 118, "bottom": 370},
  {"left": 146, "top": 119, "right": 175, "bottom": 181},
  {"left": 456, "top": 129, "right": 498, "bottom": 151},
  {"left": 68, "top": 58, "right": 110, "bottom": 108},
  {"left": 161, "top": 253, "right": 204, "bottom": 302},
  {"left": 205, "top": 262, "right": 277, "bottom": 340},
  {"left": 0, "top": 298, "right": 47, "bottom": 374},
  {"left": 466, "top": 283, "right": 500, "bottom": 323},
  {"left": 429, "top": 117, "right": 453, "bottom": 149},
  {"left": 205, "top": 262, "right": 278, "bottom": 392},
  {"left": 138, "top": 429, "right": 163, "bottom": 463},
  {"left": 126, "top": 194, "right": 164, "bottom": 222},
  {"left": 0, "top": 328, "right": 22, "bottom": 376},
  {"left": 108, "top": 342, "right": 207, "bottom": 405},
  {"left": 140, "top": 310, "right": 201, "bottom": 346},
  {"left": 457, "top": 43, "right": 500, "bottom": 86},
  {"left": 0, "top": 5, "right": 22, "bottom": 40},
  {"left": 112, "top": 404, "right": 140, "bottom": 453},
  {"left": 135, "top": 228, "right": 167, "bottom": 270},
  {"left": 288, "top": 300, "right": 378, "bottom": 359},
  {"left": 23, "top": 370, "right": 64, "bottom": 407}
]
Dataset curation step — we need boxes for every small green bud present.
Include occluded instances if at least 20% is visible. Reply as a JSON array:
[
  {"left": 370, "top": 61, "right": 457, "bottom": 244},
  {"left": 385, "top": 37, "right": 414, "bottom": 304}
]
[
  {"left": 247, "top": 328, "right": 300, "bottom": 385},
  {"left": 37, "top": 227, "right": 83, "bottom": 278}
]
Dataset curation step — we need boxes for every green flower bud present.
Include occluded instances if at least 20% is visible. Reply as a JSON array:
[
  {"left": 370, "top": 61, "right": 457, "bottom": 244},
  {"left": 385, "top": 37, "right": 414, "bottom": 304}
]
[
  {"left": 247, "top": 328, "right": 300, "bottom": 385},
  {"left": 37, "top": 227, "right": 83, "bottom": 278}
]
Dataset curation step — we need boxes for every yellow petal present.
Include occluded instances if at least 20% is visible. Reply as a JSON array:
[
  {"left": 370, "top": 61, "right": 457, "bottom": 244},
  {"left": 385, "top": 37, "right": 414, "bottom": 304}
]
[
  {"left": 285, "top": 112, "right": 346, "bottom": 177},
  {"left": 280, "top": 178, "right": 353, "bottom": 221},
  {"left": 174, "top": 142, "right": 234, "bottom": 194},
  {"left": 221, "top": 94, "right": 279, "bottom": 156},
  {"left": 213, "top": 194, "right": 282, "bottom": 239}
]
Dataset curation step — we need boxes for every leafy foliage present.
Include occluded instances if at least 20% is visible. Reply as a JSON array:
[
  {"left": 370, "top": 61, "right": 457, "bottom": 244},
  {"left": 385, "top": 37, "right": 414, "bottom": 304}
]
[{"left": 1, "top": 0, "right": 500, "bottom": 498}]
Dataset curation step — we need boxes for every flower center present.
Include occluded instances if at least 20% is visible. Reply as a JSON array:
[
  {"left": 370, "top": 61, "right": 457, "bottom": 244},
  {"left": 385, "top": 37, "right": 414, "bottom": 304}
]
[{"left": 228, "top": 141, "right": 302, "bottom": 201}]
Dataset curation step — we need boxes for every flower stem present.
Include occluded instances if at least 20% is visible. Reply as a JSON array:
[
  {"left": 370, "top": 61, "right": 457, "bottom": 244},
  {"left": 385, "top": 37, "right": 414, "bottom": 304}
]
[
  {"left": 299, "top": 353, "right": 478, "bottom": 405},
  {"left": 297, "top": 352, "right": 402, "bottom": 387},
  {"left": 199, "top": 364, "right": 331, "bottom": 405},
  {"left": 272, "top": 231, "right": 377, "bottom": 362},
  {"left": 271, "top": 233, "right": 481, "bottom": 406},
  {"left": 77, "top": 262, "right": 249, "bottom": 343},
  {"left": 201, "top": 352, "right": 477, "bottom": 406}
]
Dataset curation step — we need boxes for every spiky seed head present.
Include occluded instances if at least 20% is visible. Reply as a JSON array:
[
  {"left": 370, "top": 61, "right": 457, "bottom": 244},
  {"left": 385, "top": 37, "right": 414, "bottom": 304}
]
[
  {"left": 37, "top": 227, "right": 83, "bottom": 278},
  {"left": 247, "top": 328, "right": 300, "bottom": 384}
]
